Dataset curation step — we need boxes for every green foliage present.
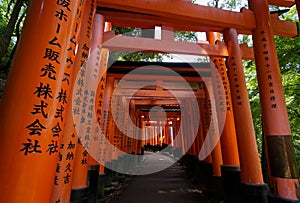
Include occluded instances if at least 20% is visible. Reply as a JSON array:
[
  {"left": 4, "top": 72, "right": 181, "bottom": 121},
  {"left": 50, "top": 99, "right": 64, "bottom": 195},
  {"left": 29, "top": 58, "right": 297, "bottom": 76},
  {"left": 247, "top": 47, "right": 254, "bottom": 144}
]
[
  {"left": 174, "top": 31, "right": 198, "bottom": 42},
  {"left": 110, "top": 27, "right": 163, "bottom": 62},
  {"left": 0, "top": 0, "right": 27, "bottom": 72},
  {"left": 206, "top": 0, "right": 247, "bottom": 10}
]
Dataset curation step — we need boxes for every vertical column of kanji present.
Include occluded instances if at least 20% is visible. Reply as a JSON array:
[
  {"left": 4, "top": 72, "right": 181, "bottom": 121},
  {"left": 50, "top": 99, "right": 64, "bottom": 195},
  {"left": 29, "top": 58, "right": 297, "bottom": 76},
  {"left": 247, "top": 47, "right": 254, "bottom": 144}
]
[
  {"left": 249, "top": 0, "right": 299, "bottom": 201},
  {"left": 204, "top": 79, "right": 223, "bottom": 197},
  {"left": 207, "top": 31, "right": 241, "bottom": 203},
  {"left": 223, "top": 28, "right": 267, "bottom": 203},
  {"left": 207, "top": 32, "right": 240, "bottom": 167},
  {"left": 199, "top": 84, "right": 212, "bottom": 163},
  {"left": 85, "top": 13, "right": 106, "bottom": 202},
  {"left": 82, "top": 16, "right": 107, "bottom": 201},
  {"left": 50, "top": 1, "right": 87, "bottom": 202},
  {"left": 197, "top": 90, "right": 214, "bottom": 187},
  {"left": 115, "top": 101, "right": 122, "bottom": 155},
  {"left": 101, "top": 77, "right": 115, "bottom": 169},
  {"left": 70, "top": 0, "right": 97, "bottom": 201},
  {"left": 0, "top": 0, "right": 80, "bottom": 202},
  {"left": 112, "top": 96, "right": 122, "bottom": 166},
  {"left": 204, "top": 80, "right": 223, "bottom": 177},
  {"left": 95, "top": 49, "right": 109, "bottom": 172}
]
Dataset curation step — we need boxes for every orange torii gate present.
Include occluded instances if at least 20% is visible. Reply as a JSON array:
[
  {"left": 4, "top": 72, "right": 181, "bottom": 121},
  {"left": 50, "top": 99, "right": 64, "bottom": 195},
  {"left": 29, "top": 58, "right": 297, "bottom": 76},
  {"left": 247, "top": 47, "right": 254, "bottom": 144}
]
[{"left": 0, "top": 0, "right": 299, "bottom": 203}]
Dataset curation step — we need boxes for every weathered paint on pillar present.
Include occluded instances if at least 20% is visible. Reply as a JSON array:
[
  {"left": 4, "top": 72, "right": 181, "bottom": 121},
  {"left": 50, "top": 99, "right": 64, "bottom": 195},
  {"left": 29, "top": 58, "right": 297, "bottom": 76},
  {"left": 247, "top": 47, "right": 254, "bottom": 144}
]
[
  {"left": 223, "top": 28, "right": 264, "bottom": 184},
  {"left": 0, "top": 0, "right": 84, "bottom": 202},
  {"left": 249, "top": 0, "right": 299, "bottom": 199},
  {"left": 207, "top": 32, "right": 240, "bottom": 166}
]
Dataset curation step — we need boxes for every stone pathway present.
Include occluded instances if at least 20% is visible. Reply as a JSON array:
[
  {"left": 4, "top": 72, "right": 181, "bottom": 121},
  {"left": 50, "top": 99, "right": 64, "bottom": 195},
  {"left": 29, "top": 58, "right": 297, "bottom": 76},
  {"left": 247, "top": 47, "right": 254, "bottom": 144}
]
[{"left": 109, "top": 152, "right": 212, "bottom": 203}]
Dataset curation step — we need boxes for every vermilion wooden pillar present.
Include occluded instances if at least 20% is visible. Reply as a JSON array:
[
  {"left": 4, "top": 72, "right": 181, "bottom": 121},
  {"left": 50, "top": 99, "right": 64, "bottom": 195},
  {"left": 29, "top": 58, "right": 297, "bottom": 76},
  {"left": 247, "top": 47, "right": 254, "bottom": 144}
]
[
  {"left": 206, "top": 32, "right": 240, "bottom": 166},
  {"left": 199, "top": 90, "right": 212, "bottom": 163},
  {"left": 194, "top": 99, "right": 204, "bottom": 156},
  {"left": 205, "top": 80, "right": 223, "bottom": 177},
  {"left": 95, "top": 21, "right": 111, "bottom": 167},
  {"left": 224, "top": 28, "right": 266, "bottom": 202},
  {"left": 186, "top": 99, "right": 197, "bottom": 156},
  {"left": 71, "top": 142, "right": 89, "bottom": 201},
  {"left": 51, "top": 1, "right": 87, "bottom": 202},
  {"left": 0, "top": 0, "right": 83, "bottom": 202},
  {"left": 207, "top": 31, "right": 241, "bottom": 203},
  {"left": 249, "top": 0, "right": 299, "bottom": 201}
]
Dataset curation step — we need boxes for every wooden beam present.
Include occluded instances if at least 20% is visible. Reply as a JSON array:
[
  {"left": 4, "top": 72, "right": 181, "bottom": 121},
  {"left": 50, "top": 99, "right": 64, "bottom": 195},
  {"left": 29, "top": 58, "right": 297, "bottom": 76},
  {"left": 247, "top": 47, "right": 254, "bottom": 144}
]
[
  {"left": 103, "top": 32, "right": 228, "bottom": 57},
  {"left": 97, "top": 0, "right": 256, "bottom": 30},
  {"left": 140, "top": 112, "right": 181, "bottom": 118},
  {"left": 99, "top": 9, "right": 229, "bottom": 33},
  {"left": 97, "top": 1, "right": 298, "bottom": 37},
  {"left": 104, "top": 32, "right": 255, "bottom": 59},
  {"left": 109, "top": 65, "right": 211, "bottom": 73},
  {"left": 100, "top": 9, "right": 298, "bottom": 37},
  {"left": 113, "top": 89, "right": 201, "bottom": 98},
  {"left": 268, "top": 0, "right": 294, "bottom": 7},
  {"left": 107, "top": 73, "right": 206, "bottom": 82},
  {"left": 134, "top": 99, "right": 180, "bottom": 105},
  {"left": 270, "top": 13, "right": 299, "bottom": 38}
]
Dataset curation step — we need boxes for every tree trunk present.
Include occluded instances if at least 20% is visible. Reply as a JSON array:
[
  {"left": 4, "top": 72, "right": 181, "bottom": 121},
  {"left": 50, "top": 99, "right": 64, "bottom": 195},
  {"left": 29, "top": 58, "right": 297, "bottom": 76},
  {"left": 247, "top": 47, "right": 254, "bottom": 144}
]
[{"left": 0, "top": 0, "right": 24, "bottom": 66}]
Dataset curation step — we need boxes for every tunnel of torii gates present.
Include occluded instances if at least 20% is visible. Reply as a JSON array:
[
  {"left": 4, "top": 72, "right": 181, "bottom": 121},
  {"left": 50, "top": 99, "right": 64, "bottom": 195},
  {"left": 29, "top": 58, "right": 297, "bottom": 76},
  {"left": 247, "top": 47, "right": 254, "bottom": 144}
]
[{"left": 1, "top": 0, "right": 300, "bottom": 203}]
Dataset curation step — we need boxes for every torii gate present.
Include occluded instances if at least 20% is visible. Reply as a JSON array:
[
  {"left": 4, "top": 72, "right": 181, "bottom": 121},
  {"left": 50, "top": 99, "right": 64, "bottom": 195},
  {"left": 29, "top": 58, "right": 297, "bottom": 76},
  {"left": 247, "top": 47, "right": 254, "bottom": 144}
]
[{"left": 0, "top": 0, "right": 299, "bottom": 203}]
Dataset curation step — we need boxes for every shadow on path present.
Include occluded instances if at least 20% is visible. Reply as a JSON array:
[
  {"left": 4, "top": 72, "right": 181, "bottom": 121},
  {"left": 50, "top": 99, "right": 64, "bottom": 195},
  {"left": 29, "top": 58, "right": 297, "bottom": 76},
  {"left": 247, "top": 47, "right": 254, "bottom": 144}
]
[{"left": 109, "top": 152, "right": 212, "bottom": 203}]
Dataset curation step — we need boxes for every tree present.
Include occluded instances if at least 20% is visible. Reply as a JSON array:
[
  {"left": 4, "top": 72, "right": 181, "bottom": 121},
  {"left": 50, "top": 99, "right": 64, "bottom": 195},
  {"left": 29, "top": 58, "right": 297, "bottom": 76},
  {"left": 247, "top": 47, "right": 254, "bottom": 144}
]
[{"left": 0, "top": 0, "right": 28, "bottom": 72}]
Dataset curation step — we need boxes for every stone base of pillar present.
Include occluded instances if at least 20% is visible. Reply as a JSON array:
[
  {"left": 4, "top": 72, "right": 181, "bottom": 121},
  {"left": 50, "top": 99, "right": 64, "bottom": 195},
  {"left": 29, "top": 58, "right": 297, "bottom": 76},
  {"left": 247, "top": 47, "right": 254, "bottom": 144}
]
[
  {"left": 206, "top": 175, "right": 224, "bottom": 200},
  {"left": 240, "top": 183, "right": 268, "bottom": 203},
  {"left": 221, "top": 165, "right": 241, "bottom": 203},
  {"left": 268, "top": 194, "right": 300, "bottom": 203},
  {"left": 88, "top": 165, "right": 99, "bottom": 203},
  {"left": 70, "top": 187, "right": 89, "bottom": 203},
  {"left": 199, "top": 162, "right": 213, "bottom": 186},
  {"left": 97, "top": 174, "right": 106, "bottom": 199},
  {"left": 104, "top": 165, "right": 113, "bottom": 187}
]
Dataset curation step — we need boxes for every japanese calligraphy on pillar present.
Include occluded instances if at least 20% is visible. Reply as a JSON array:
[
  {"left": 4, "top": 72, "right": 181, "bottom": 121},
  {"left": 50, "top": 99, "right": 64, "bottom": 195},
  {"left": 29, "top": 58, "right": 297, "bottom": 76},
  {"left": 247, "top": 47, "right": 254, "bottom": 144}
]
[
  {"left": 213, "top": 58, "right": 231, "bottom": 111},
  {"left": 227, "top": 56, "right": 243, "bottom": 106},
  {"left": 21, "top": 0, "right": 75, "bottom": 156},
  {"left": 96, "top": 49, "right": 109, "bottom": 161},
  {"left": 260, "top": 30, "right": 277, "bottom": 109},
  {"left": 51, "top": 1, "right": 87, "bottom": 201}
]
